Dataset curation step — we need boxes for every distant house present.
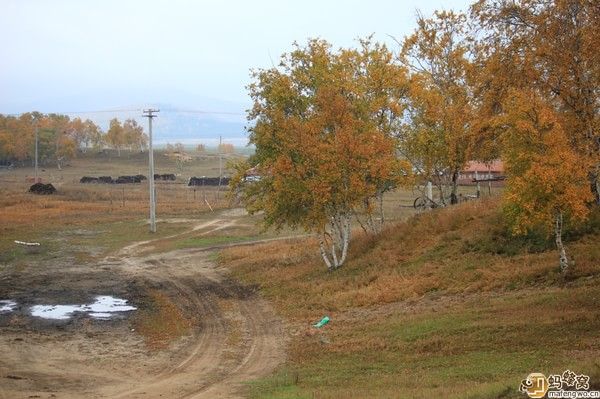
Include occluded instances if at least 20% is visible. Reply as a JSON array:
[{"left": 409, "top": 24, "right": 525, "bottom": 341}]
[{"left": 459, "top": 160, "right": 505, "bottom": 186}]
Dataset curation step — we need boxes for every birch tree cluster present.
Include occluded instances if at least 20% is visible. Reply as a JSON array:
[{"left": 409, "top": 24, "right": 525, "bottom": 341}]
[
  {"left": 237, "top": 0, "right": 599, "bottom": 272},
  {"left": 0, "top": 113, "right": 149, "bottom": 165},
  {"left": 236, "top": 0, "right": 599, "bottom": 271}
]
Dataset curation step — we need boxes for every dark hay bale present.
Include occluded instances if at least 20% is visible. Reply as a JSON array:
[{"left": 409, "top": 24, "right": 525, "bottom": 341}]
[
  {"left": 29, "top": 183, "right": 56, "bottom": 195},
  {"left": 80, "top": 176, "right": 99, "bottom": 184},
  {"left": 115, "top": 175, "right": 141, "bottom": 184},
  {"left": 188, "top": 176, "right": 229, "bottom": 186},
  {"left": 155, "top": 174, "right": 176, "bottom": 181},
  {"left": 188, "top": 177, "right": 203, "bottom": 186}
]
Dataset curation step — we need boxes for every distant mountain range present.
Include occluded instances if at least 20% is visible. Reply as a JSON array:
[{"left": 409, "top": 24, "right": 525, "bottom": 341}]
[
  {"left": 0, "top": 91, "right": 252, "bottom": 147},
  {"left": 67, "top": 106, "right": 250, "bottom": 147}
]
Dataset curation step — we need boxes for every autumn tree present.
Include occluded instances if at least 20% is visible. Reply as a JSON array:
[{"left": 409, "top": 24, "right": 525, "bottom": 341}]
[
  {"left": 236, "top": 39, "right": 408, "bottom": 270},
  {"left": 123, "top": 119, "right": 148, "bottom": 152},
  {"left": 38, "top": 113, "right": 76, "bottom": 169},
  {"left": 472, "top": 0, "right": 600, "bottom": 204},
  {"left": 83, "top": 119, "right": 103, "bottom": 150},
  {"left": 499, "top": 90, "right": 592, "bottom": 274},
  {"left": 0, "top": 113, "right": 103, "bottom": 164},
  {"left": 399, "top": 10, "right": 476, "bottom": 205},
  {"left": 0, "top": 114, "right": 33, "bottom": 162},
  {"left": 67, "top": 117, "right": 87, "bottom": 151},
  {"left": 341, "top": 38, "right": 411, "bottom": 232},
  {"left": 105, "top": 118, "right": 125, "bottom": 156}
]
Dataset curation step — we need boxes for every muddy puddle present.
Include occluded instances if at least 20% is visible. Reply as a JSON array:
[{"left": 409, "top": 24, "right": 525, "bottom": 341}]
[
  {"left": 2, "top": 296, "right": 136, "bottom": 320},
  {"left": 0, "top": 299, "right": 17, "bottom": 312}
]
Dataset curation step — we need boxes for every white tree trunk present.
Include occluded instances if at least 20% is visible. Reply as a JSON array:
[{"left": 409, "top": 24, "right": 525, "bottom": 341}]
[
  {"left": 318, "top": 213, "right": 351, "bottom": 271},
  {"left": 555, "top": 211, "right": 569, "bottom": 274}
]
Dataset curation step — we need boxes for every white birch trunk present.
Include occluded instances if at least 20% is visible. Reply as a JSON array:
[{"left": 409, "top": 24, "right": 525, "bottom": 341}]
[
  {"left": 555, "top": 211, "right": 569, "bottom": 274},
  {"left": 318, "top": 213, "right": 351, "bottom": 271}
]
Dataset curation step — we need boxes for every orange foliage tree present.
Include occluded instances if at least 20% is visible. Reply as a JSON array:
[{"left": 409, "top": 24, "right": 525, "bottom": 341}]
[
  {"left": 342, "top": 37, "right": 411, "bottom": 232},
  {"left": 237, "top": 39, "right": 410, "bottom": 270},
  {"left": 472, "top": 0, "right": 600, "bottom": 204},
  {"left": 105, "top": 118, "right": 126, "bottom": 156},
  {"left": 499, "top": 90, "right": 592, "bottom": 274},
  {"left": 399, "top": 11, "right": 476, "bottom": 205}
]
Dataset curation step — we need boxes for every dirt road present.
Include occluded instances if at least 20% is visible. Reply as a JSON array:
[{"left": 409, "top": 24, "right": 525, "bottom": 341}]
[{"left": 0, "top": 216, "right": 287, "bottom": 398}]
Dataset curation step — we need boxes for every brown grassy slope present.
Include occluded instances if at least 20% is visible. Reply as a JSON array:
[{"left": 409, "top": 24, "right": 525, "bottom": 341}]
[{"left": 221, "top": 199, "right": 600, "bottom": 398}]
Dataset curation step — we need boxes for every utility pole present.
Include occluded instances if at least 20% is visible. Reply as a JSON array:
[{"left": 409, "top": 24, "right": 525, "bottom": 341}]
[
  {"left": 34, "top": 122, "right": 39, "bottom": 183},
  {"left": 143, "top": 109, "right": 159, "bottom": 233}
]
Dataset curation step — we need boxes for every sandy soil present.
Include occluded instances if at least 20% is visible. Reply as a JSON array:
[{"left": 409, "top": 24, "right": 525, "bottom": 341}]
[{"left": 0, "top": 216, "right": 287, "bottom": 398}]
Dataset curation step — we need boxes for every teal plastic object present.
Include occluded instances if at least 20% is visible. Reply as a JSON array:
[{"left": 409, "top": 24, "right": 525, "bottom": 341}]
[{"left": 313, "top": 316, "right": 330, "bottom": 328}]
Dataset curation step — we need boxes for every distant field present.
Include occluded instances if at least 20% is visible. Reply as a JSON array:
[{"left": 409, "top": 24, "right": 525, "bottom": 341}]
[
  {"left": 0, "top": 150, "right": 246, "bottom": 254},
  {"left": 0, "top": 150, "right": 504, "bottom": 271},
  {"left": 0, "top": 150, "right": 502, "bottom": 248},
  {"left": 2, "top": 148, "right": 245, "bottom": 182}
]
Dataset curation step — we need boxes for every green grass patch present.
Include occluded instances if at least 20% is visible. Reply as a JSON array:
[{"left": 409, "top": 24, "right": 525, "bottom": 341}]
[{"left": 175, "top": 235, "right": 256, "bottom": 249}]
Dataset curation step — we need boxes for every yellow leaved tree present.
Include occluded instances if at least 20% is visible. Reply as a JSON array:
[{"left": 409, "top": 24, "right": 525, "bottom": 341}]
[
  {"left": 500, "top": 90, "right": 593, "bottom": 274},
  {"left": 472, "top": 0, "right": 600, "bottom": 204},
  {"left": 234, "top": 39, "right": 411, "bottom": 270},
  {"left": 399, "top": 10, "right": 476, "bottom": 204}
]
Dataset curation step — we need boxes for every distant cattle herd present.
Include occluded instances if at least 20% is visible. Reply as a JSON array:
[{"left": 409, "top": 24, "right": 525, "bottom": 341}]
[
  {"left": 79, "top": 174, "right": 176, "bottom": 184},
  {"left": 78, "top": 174, "right": 230, "bottom": 186},
  {"left": 28, "top": 174, "right": 230, "bottom": 196},
  {"left": 154, "top": 173, "right": 176, "bottom": 181},
  {"left": 187, "top": 176, "right": 231, "bottom": 186}
]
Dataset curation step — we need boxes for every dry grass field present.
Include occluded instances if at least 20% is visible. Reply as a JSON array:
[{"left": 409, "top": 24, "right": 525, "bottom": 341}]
[
  {"left": 0, "top": 150, "right": 242, "bottom": 255},
  {"left": 222, "top": 199, "right": 600, "bottom": 398}
]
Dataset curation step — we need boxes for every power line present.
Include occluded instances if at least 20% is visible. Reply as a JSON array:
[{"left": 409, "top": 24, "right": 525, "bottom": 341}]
[
  {"left": 1, "top": 107, "right": 245, "bottom": 117},
  {"left": 0, "top": 108, "right": 142, "bottom": 117},
  {"left": 159, "top": 107, "right": 244, "bottom": 116},
  {"left": 57, "top": 108, "right": 143, "bottom": 114}
]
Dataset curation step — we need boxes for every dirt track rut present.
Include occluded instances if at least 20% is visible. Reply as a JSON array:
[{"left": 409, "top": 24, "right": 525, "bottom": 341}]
[{"left": 0, "top": 216, "right": 287, "bottom": 399}]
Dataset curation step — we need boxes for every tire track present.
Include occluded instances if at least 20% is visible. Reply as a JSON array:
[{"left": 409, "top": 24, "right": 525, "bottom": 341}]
[{"left": 106, "top": 217, "right": 286, "bottom": 399}]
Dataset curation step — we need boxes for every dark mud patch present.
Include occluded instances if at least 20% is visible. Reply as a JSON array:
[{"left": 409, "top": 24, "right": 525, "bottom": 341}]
[{"left": 0, "top": 266, "right": 144, "bottom": 332}]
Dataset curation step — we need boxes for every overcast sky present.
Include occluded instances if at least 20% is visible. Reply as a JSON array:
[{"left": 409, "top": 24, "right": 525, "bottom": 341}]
[{"left": 0, "top": 0, "right": 471, "bottom": 115}]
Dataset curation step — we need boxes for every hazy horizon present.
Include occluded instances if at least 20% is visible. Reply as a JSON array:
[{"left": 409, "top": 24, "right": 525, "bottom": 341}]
[{"left": 1, "top": 0, "right": 472, "bottom": 142}]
